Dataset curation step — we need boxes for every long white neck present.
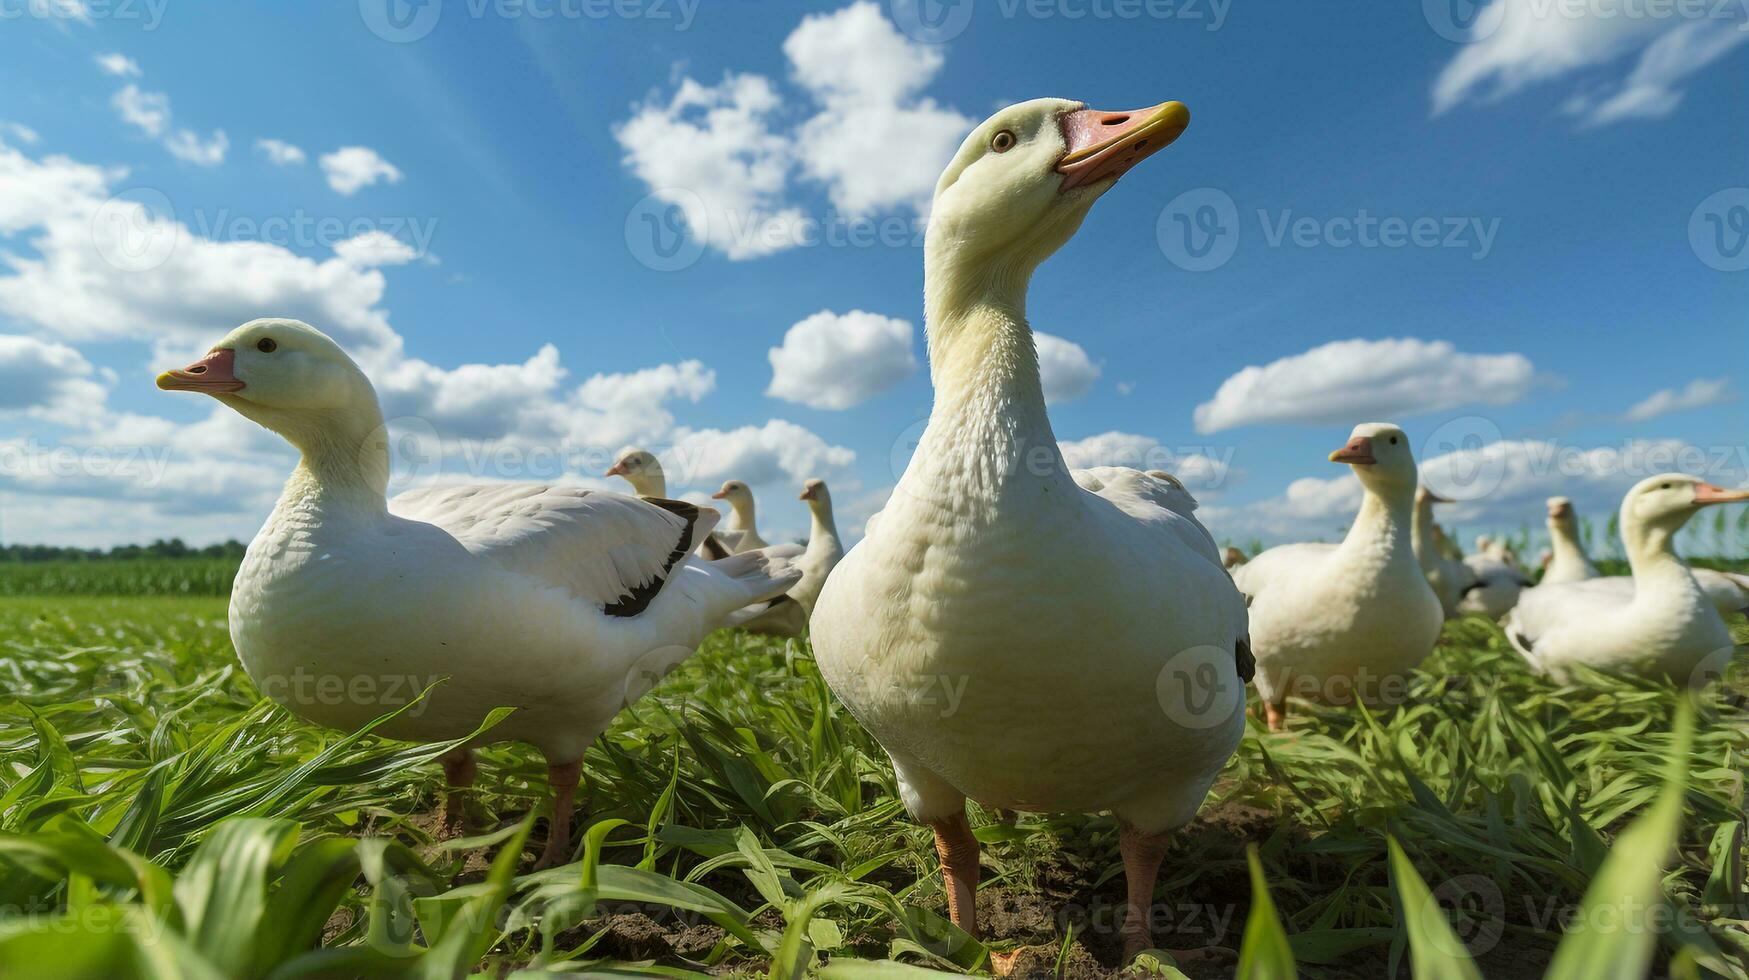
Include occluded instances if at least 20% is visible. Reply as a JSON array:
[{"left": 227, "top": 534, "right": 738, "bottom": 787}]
[
  {"left": 1341, "top": 480, "right": 1416, "bottom": 566},
  {"left": 633, "top": 469, "right": 667, "bottom": 498},
  {"left": 274, "top": 404, "right": 392, "bottom": 522},
  {"left": 915, "top": 246, "right": 1070, "bottom": 506},
  {"left": 1547, "top": 515, "right": 1591, "bottom": 575},
  {"left": 1411, "top": 497, "right": 1439, "bottom": 573},
  {"left": 807, "top": 500, "right": 840, "bottom": 546},
  {"left": 1621, "top": 502, "right": 1698, "bottom": 600},
  {"left": 728, "top": 497, "right": 757, "bottom": 532}
]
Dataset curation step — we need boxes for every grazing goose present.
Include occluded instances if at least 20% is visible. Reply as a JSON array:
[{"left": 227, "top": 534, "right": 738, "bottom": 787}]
[
  {"left": 812, "top": 98, "right": 1251, "bottom": 961},
  {"left": 1411, "top": 487, "right": 1475, "bottom": 618},
  {"left": 158, "top": 319, "right": 800, "bottom": 867},
  {"left": 1504, "top": 474, "right": 1749, "bottom": 682},
  {"left": 1232, "top": 424, "right": 1443, "bottom": 731},
  {"left": 1459, "top": 546, "right": 1532, "bottom": 620},
  {"left": 711, "top": 480, "right": 769, "bottom": 554},
  {"left": 732, "top": 479, "right": 846, "bottom": 636},
  {"left": 605, "top": 448, "right": 667, "bottom": 498},
  {"left": 1537, "top": 496, "right": 1748, "bottom": 616}
]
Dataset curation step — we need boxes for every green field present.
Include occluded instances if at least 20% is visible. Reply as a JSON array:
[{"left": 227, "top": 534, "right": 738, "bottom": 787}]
[{"left": 0, "top": 593, "right": 1745, "bottom": 979}]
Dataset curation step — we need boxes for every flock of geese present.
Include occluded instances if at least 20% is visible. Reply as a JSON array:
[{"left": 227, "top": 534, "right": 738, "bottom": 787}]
[{"left": 155, "top": 97, "right": 1746, "bottom": 960}]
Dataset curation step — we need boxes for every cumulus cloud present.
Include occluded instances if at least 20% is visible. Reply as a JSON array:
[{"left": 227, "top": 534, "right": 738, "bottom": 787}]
[
  {"left": 1199, "top": 473, "right": 1364, "bottom": 544},
  {"left": 1056, "top": 431, "right": 1232, "bottom": 490},
  {"left": 0, "top": 335, "right": 111, "bottom": 426},
  {"left": 320, "top": 146, "right": 403, "bottom": 195},
  {"left": 766, "top": 308, "right": 917, "bottom": 410},
  {"left": 255, "top": 138, "right": 306, "bottom": 166},
  {"left": 1034, "top": 331, "right": 1100, "bottom": 405},
  {"left": 109, "top": 83, "right": 227, "bottom": 166},
  {"left": 333, "top": 230, "right": 419, "bottom": 268},
  {"left": 94, "top": 52, "right": 141, "bottom": 77},
  {"left": 1431, "top": 0, "right": 1748, "bottom": 126},
  {"left": 163, "top": 128, "right": 228, "bottom": 167},
  {"left": 1623, "top": 377, "right": 1735, "bottom": 422},
  {"left": 0, "top": 123, "right": 37, "bottom": 146},
  {"left": 614, "top": 1, "right": 971, "bottom": 260},
  {"left": 1193, "top": 338, "right": 1536, "bottom": 434}
]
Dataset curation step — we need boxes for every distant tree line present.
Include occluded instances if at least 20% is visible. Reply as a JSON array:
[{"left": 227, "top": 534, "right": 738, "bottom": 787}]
[{"left": 0, "top": 539, "right": 248, "bottom": 563}]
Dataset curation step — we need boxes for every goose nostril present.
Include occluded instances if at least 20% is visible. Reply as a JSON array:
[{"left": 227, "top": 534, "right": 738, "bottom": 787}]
[
  {"left": 1102, "top": 114, "right": 1129, "bottom": 126},
  {"left": 189, "top": 365, "right": 207, "bottom": 374}
]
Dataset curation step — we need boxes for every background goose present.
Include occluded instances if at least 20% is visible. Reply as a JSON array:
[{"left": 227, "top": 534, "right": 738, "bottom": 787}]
[
  {"left": 1411, "top": 486, "right": 1475, "bottom": 618},
  {"left": 1538, "top": 496, "right": 1749, "bottom": 615},
  {"left": 1504, "top": 474, "right": 1749, "bottom": 682},
  {"left": 812, "top": 98, "right": 1252, "bottom": 961},
  {"left": 1232, "top": 424, "right": 1444, "bottom": 731},
  {"left": 710, "top": 481, "right": 769, "bottom": 554},
  {"left": 158, "top": 319, "right": 799, "bottom": 868},
  {"left": 605, "top": 448, "right": 667, "bottom": 498},
  {"left": 1459, "top": 542, "right": 1532, "bottom": 620},
  {"left": 1541, "top": 496, "right": 1599, "bottom": 585},
  {"left": 731, "top": 478, "right": 845, "bottom": 636}
]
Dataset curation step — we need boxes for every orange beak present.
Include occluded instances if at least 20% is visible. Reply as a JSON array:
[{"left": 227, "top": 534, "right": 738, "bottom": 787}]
[
  {"left": 1547, "top": 501, "right": 1572, "bottom": 518},
  {"left": 156, "top": 348, "right": 244, "bottom": 394},
  {"left": 605, "top": 461, "right": 629, "bottom": 478},
  {"left": 710, "top": 489, "right": 729, "bottom": 500},
  {"left": 1328, "top": 436, "right": 1377, "bottom": 466},
  {"left": 798, "top": 487, "right": 813, "bottom": 501},
  {"left": 1056, "top": 101, "right": 1190, "bottom": 192},
  {"left": 1694, "top": 483, "right": 1749, "bottom": 505}
]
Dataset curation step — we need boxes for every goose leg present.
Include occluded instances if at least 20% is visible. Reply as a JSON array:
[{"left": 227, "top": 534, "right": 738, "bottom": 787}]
[
  {"left": 436, "top": 747, "right": 476, "bottom": 840},
  {"left": 929, "top": 810, "right": 981, "bottom": 939},
  {"left": 535, "top": 760, "right": 582, "bottom": 869},
  {"left": 1118, "top": 824, "right": 1170, "bottom": 959},
  {"left": 1263, "top": 700, "right": 1287, "bottom": 732}
]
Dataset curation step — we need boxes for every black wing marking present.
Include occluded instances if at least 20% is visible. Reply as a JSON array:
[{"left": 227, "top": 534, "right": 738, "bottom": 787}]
[{"left": 603, "top": 497, "right": 700, "bottom": 618}]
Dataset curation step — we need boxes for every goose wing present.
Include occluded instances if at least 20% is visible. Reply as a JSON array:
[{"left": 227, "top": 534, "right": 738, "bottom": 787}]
[
  {"left": 390, "top": 484, "right": 716, "bottom": 616},
  {"left": 1229, "top": 542, "right": 1339, "bottom": 600},
  {"left": 1073, "top": 466, "right": 1219, "bottom": 565}
]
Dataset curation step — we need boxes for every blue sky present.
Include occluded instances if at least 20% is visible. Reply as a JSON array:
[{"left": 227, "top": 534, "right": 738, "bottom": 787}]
[{"left": 0, "top": 0, "right": 1744, "bottom": 552}]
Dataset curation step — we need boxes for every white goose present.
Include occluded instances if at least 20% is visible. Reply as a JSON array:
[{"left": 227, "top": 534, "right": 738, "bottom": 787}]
[
  {"left": 1536, "top": 495, "right": 1749, "bottom": 616},
  {"left": 1411, "top": 486, "right": 1475, "bottom": 618},
  {"left": 710, "top": 480, "right": 769, "bottom": 554},
  {"left": 158, "top": 320, "right": 799, "bottom": 867},
  {"left": 605, "top": 448, "right": 667, "bottom": 498},
  {"left": 812, "top": 98, "right": 1253, "bottom": 960},
  {"left": 732, "top": 478, "right": 845, "bottom": 636},
  {"left": 1459, "top": 541, "right": 1532, "bottom": 621},
  {"left": 1232, "top": 424, "right": 1444, "bottom": 731},
  {"left": 1504, "top": 474, "right": 1749, "bottom": 682}
]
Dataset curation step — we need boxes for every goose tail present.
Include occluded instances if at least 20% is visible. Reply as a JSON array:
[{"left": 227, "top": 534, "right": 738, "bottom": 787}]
[{"left": 710, "top": 546, "right": 802, "bottom": 612}]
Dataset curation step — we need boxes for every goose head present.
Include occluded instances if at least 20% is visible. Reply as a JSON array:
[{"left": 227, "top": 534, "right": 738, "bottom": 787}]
[
  {"left": 1328, "top": 423, "right": 1418, "bottom": 501},
  {"left": 1546, "top": 496, "right": 1578, "bottom": 535},
  {"left": 712, "top": 480, "right": 755, "bottom": 518},
  {"left": 1623, "top": 474, "right": 1749, "bottom": 535},
  {"left": 157, "top": 318, "right": 381, "bottom": 450},
  {"left": 799, "top": 478, "right": 832, "bottom": 510},
  {"left": 606, "top": 449, "right": 665, "bottom": 497},
  {"left": 927, "top": 98, "right": 1190, "bottom": 281}
]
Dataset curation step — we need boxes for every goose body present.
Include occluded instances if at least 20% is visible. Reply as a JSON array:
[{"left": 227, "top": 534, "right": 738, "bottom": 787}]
[
  {"left": 1504, "top": 474, "right": 1748, "bottom": 682},
  {"left": 733, "top": 479, "right": 845, "bottom": 636},
  {"left": 811, "top": 96, "right": 1246, "bottom": 956},
  {"left": 1411, "top": 487, "right": 1474, "bottom": 618},
  {"left": 1232, "top": 424, "right": 1444, "bottom": 728},
  {"left": 161, "top": 320, "right": 799, "bottom": 866},
  {"left": 1458, "top": 551, "right": 1532, "bottom": 620}
]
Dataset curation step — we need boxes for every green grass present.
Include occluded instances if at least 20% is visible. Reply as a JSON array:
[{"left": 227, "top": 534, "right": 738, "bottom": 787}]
[
  {"left": 0, "top": 595, "right": 1745, "bottom": 979},
  {"left": 0, "top": 559, "right": 240, "bottom": 597}
]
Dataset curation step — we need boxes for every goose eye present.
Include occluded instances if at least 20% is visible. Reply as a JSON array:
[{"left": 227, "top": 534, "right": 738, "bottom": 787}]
[
  {"left": 1661, "top": 483, "right": 1672, "bottom": 490},
  {"left": 1389, "top": 436, "right": 1399, "bottom": 445},
  {"left": 990, "top": 130, "right": 1016, "bottom": 153},
  {"left": 256, "top": 338, "right": 278, "bottom": 353}
]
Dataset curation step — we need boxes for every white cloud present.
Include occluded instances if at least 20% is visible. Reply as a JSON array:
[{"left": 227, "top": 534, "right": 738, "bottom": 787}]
[
  {"left": 614, "top": 1, "right": 972, "bottom": 259},
  {"left": 1199, "top": 473, "right": 1364, "bottom": 543},
  {"left": 0, "top": 123, "right": 38, "bottom": 146},
  {"left": 1193, "top": 337, "right": 1535, "bottom": 434},
  {"left": 766, "top": 308, "right": 917, "bottom": 410},
  {"left": 320, "top": 146, "right": 403, "bottom": 195},
  {"left": 1623, "top": 377, "right": 1736, "bottom": 422},
  {"left": 1034, "top": 331, "right": 1100, "bottom": 405},
  {"left": 255, "top": 138, "right": 306, "bottom": 166},
  {"left": 0, "top": 334, "right": 110, "bottom": 426},
  {"left": 783, "top": 1, "right": 973, "bottom": 217},
  {"left": 1431, "top": 0, "right": 1748, "bottom": 126},
  {"left": 1056, "top": 430, "right": 1232, "bottom": 490},
  {"left": 94, "top": 52, "right": 141, "bottom": 77},
  {"left": 109, "top": 83, "right": 227, "bottom": 166},
  {"left": 112, "top": 84, "right": 169, "bottom": 137},
  {"left": 668, "top": 418, "right": 857, "bottom": 489},
  {"left": 333, "top": 230, "right": 419, "bottom": 268}
]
